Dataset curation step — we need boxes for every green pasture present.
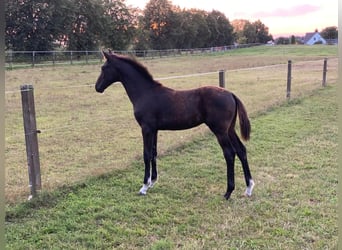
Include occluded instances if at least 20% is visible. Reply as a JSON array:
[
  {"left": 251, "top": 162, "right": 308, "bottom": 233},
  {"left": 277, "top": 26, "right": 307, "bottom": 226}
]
[
  {"left": 6, "top": 85, "right": 337, "bottom": 249},
  {"left": 5, "top": 45, "right": 337, "bottom": 202},
  {"left": 5, "top": 45, "right": 337, "bottom": 204},
  {"left": 5, "top": 45, "right": 338, "bottom": 248}
]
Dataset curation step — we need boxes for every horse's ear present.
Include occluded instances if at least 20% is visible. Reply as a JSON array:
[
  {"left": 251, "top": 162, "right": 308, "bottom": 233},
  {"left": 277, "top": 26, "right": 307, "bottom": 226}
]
[{"left": 102, "top": 51, "right": 111, "bottom": 61}]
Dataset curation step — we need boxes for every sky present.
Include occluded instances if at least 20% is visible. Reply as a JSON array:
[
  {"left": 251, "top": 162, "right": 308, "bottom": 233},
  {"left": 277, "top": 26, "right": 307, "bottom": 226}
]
[{"left": 125, "top": 0, "right": 338, "bottom": 38}]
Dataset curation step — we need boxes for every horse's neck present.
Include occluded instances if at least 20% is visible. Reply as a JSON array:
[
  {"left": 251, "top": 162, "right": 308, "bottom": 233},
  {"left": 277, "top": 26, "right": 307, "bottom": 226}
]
[
  {"left": 117, "top": 60, "right": 161, "bottom": 105},
  {"left": 120, "top": 69, "right": 156, "bottom": 105}
]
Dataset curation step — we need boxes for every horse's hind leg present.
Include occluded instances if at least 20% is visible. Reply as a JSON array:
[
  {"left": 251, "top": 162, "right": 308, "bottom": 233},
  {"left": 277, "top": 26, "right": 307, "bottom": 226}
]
[
  {"left": 215, "top": 132, "right": 236, "bottom": 200},
  {"left": 229, "top": 131, "right": 255, "bottom": 197}
]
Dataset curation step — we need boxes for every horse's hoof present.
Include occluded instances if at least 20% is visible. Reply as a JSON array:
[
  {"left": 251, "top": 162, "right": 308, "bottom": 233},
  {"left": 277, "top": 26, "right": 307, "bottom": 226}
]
[
  {"left": 139, "top": 184, "right": 149, "bottom": 195},
  {"left": 244, "top": 191, "right": 252, "bottom": 197},
  {"left": 224, "top": 193, "right": 231, "bottom": 200},
  {"left": 139, "top": 191, "right": 147, "bottom": 196},
  {"left": 244, "top": 179, "right": 255, "bottom": 197}
]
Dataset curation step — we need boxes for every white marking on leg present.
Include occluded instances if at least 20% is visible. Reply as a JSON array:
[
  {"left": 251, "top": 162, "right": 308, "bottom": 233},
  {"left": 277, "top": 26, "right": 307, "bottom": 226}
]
[
  {"left": 139, "top": 184, "right": 149, "bottom": 195},
  {"left": 244, "top": 179, "right": 255, "bottom": 197},
  {"left": 149, "top": 179, "right": 157, "bottom": 188},
  {"left": 139, "top": 177, "right": 151, "bottom": 195}
]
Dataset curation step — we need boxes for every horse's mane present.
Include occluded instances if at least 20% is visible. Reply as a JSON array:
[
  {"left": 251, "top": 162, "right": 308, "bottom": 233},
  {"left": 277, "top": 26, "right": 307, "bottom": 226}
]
[{"left": 115, "top": 54, "right": 160, "bottom": 84}]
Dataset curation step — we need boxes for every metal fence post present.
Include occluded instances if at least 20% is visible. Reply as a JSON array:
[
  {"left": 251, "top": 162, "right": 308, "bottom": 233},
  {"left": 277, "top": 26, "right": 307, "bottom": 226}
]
[
  {"left": 32, "top": 51, "right": 35, "bottom": 67},
  {"left": 20, "top": 84, "right": 41, "bottom": 199}
]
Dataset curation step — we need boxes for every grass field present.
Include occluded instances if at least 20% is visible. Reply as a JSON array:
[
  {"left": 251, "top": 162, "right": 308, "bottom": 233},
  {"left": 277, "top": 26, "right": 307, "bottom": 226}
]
[
  {"left": 5, "top": 84, "right": 337, "bottom": 249},
  {"left": 5, "top": 44, "right": 338, "bottom": 249},
  {"left": 5, "top": 45, "right": 337, "bottom": 205}
]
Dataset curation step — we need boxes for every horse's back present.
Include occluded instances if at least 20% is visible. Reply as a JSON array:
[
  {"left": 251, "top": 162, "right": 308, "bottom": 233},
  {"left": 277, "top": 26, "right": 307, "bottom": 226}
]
[{"left": 199, "top": 86, "right": 235, "bottom": 110}]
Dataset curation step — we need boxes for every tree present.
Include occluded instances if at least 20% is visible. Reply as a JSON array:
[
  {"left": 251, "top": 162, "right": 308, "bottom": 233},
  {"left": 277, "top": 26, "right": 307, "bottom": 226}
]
[
  {"left": 189, "top": 9, "right": 210, "bottom": 48},
  {"left": 232, "top": 19, "right": 272, "bottom": 44},
  {"left": 49, "top": 0, "right": 76, "bottom": 47},
  {"left": 167, "top": 8, "right": 209, "bottom": 49},
  {"left": 231, "top": 19, "right": 249, "bottom": 44},
  {"left": 253, "top": 20, "right": 272, "bottom": 43},
  {"left": 276, "top": 37, "right": 290, "bottom": 45},
  {"left": 320, "top": 26, "right": 338, "bottom": 40},
  {"left": 243, "top": 21, "right": 257, "bottom": 43},
  {"left": 65, "top": 0, "right": 136, "bottom": 51},
  {"left": 6, "top": 0, "right": 60, "bottom": 51},
  {"left": 205, "top": 10, "right": 234, "bottom": 47},
  {"left": 6, "top": 0, "right": 275, "bottom": 52},
  {"left": 100, "top": 0, "right": 137, "bottom": 50},
  {"left": 6, "top": 0, "right": 136, "bottom": 51},
  {"left": 133, "top": 14, "right": 152, "bottom": 50},
  {"left": 65, "top": 0, "right": 103, "bottom": 50},
  {"left": 141, "top": 0, "right": 232, "bottom": 50},
  {"left": 143, "top": 0, "right": 173, "bottom": 49}
]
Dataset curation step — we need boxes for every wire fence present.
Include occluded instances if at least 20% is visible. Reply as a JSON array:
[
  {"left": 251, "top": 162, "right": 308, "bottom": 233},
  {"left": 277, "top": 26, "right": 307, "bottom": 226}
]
[
  {"left": 5, "top": 56, "right": 338, "bottom": 203},
  {"left": 5, "top": 43, "right": 263, "bottom": 69}
]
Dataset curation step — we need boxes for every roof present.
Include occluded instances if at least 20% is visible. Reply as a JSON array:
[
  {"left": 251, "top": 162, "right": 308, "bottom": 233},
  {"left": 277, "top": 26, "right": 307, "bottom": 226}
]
[
  {"left": 303, "top": 32, "right": 315, "bottom": 44},
  {"left": 303, "top": 32, "right": 327, "bottom": 45}
]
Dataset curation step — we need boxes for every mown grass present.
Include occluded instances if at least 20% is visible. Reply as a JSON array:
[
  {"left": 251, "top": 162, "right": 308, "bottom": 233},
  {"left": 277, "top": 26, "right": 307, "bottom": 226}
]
[
  {"left": 6, "top": 85, "right": 337, "bottom": 249},
  {"left": 5, "top": 45, "right": 338, "bottom": 204}
]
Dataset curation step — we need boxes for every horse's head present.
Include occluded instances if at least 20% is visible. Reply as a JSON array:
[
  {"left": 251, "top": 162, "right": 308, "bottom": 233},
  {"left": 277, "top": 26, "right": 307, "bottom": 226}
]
[{"left": 95, "top": 51, "right": 121, "bottom": 93}]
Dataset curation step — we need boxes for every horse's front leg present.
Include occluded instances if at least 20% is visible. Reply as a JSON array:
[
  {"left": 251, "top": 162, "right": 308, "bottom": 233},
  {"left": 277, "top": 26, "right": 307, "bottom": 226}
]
[
  {"left": 139, "top": 128, "right": 156, "bottom": 195},
  {"left": 150, "top": 132, "right": 158, "bottom": 188}
]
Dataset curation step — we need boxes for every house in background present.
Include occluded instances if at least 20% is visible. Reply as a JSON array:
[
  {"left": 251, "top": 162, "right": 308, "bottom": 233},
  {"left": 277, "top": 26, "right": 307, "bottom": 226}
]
[{"left": 303, "top": 32, "right": 327, "bottom": 45}]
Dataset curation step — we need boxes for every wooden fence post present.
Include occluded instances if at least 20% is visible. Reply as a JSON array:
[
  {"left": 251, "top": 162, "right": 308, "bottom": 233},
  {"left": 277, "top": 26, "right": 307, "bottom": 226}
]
[
  {"left": 322, "top": 58, "right": 327, "bottom": 87},
  {"left": 20, "top": 84, "right": 41, "bottom": 199},
  {"left": 219, "top": 70, "right": 225, "bottom": 88},
  {"left": 286, "top": 60, "right": 292, "bottom": 99}
]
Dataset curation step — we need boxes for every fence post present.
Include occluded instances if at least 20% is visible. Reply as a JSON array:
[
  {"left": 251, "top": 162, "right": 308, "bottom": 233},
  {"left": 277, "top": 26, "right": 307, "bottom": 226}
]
[
  {"left": 9, "top": 50, "right": 13, "bottom": 70},
  {"left": 219, "top": 70, "right": 225, "bottom": 88},
  {"left": 322, "top": 58, "right": 327, "bottom": 87},
  {"left": 70, "top": 51, "right": 73, "bottom": 65},
  {"left": 52, "top": 51, "right": 56, "bottom": 66},
  {"left": 286, "top": 60, "right": 292, "bottom": 99},
  {"left": 32, "top": 51, "right": 36, "bottom": 67},
  {"left": 99, "top": 51, "right": 103, "bottom": 63},
  {"left": 20, "top": 84, "right": 41, "bottom": 199}
]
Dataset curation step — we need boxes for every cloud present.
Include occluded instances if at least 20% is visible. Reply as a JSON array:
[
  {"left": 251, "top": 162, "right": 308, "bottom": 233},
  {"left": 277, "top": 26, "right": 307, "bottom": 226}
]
[{"left": 252, "top": 4, "right": 320, "bottom": 18}]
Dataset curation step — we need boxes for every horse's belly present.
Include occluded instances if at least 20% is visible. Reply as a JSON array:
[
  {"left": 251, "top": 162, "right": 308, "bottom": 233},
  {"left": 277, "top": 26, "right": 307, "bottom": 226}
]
[{"left": 157, "top": 114, "right": 203, "bottom": 130}]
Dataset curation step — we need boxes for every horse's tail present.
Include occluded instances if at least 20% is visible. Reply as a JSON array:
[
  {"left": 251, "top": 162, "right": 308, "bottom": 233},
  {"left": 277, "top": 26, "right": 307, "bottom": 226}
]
[{"left": 232, "top": 94, "right": 251, "bottom": 141}]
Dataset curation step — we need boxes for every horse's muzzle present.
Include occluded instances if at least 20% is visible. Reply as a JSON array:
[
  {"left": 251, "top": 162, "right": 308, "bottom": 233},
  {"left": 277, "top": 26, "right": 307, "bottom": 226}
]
[{"left": 95, "top": 84, "right": 104, "bottom": 93}]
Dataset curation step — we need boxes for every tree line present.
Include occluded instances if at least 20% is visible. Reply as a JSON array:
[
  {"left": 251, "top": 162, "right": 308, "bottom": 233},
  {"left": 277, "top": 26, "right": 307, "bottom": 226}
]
[{"left": 6, "top": 0, "right": 274, "bottom": 51}]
